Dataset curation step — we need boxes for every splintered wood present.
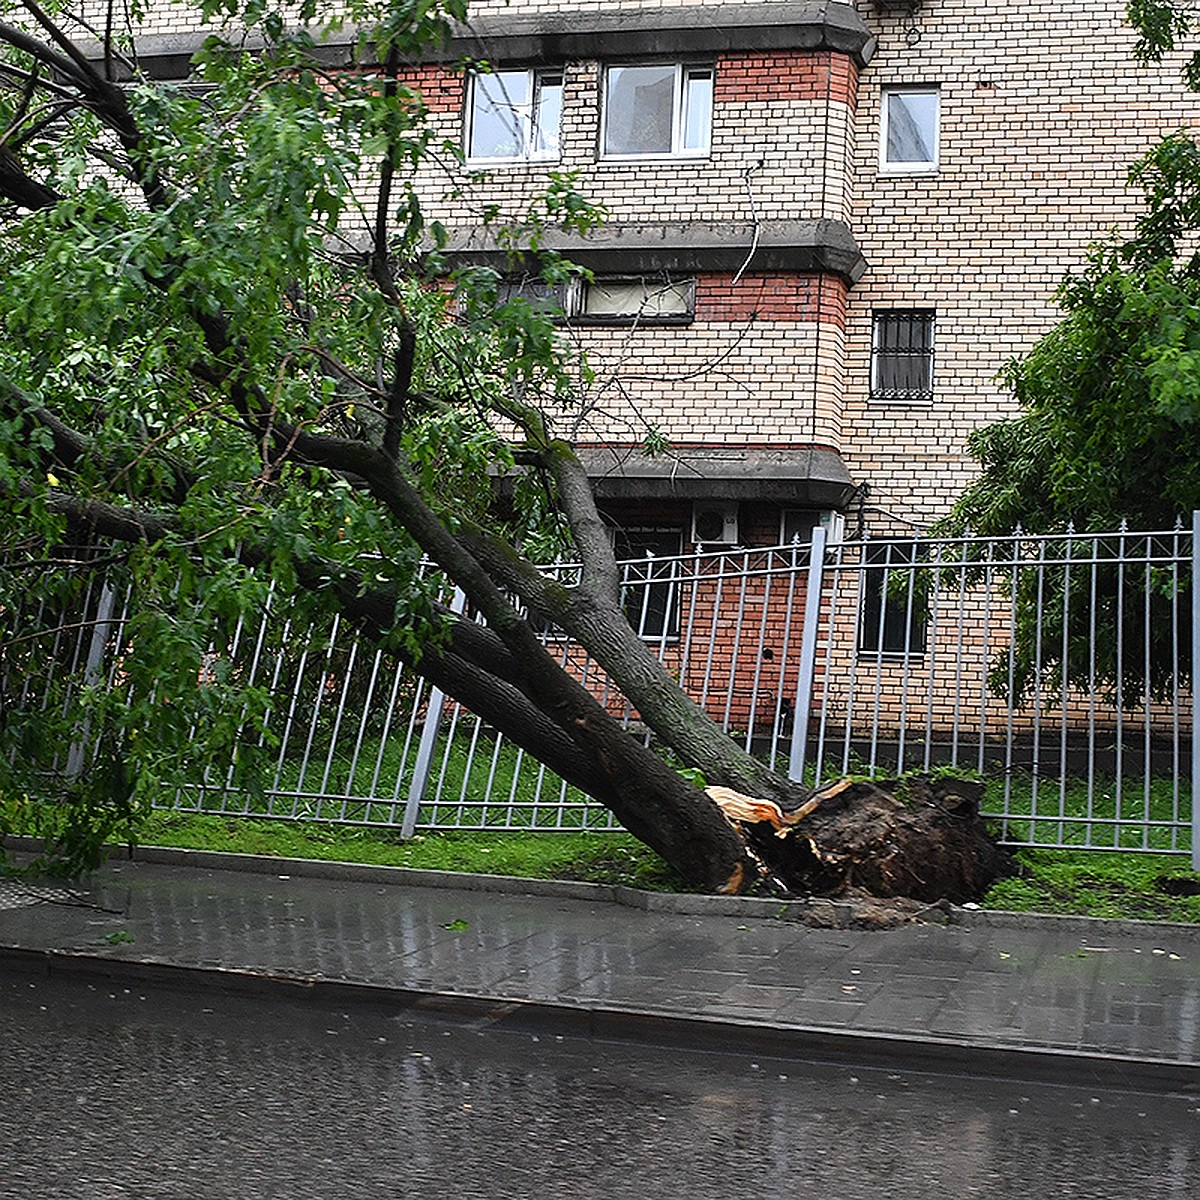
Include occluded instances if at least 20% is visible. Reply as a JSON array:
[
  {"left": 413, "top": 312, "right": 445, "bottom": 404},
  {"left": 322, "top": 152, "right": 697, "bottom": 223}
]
[{"left": 704, "top": 777, "right": 857, "bottom": 834}]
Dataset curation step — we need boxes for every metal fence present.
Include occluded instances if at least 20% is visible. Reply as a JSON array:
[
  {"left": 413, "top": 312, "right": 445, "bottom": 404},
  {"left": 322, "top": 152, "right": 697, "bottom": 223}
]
[{"left": 5, "top": 518, "right": 1197, "bottom": 864}]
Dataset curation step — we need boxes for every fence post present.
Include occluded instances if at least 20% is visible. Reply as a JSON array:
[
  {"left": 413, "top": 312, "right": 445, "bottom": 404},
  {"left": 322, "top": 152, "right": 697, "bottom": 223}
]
[
  {"left": 65, "top": 580, "right": 118, "bottom": 778},
  {"left": 1192, "top": 512, "right": 1199, "bottom": 871},
  {"left": 789, "top": 527, "right": 827, "bottom": 785},
  {"left": 401, "top": 588, "right": 466, "bottom": 840}
]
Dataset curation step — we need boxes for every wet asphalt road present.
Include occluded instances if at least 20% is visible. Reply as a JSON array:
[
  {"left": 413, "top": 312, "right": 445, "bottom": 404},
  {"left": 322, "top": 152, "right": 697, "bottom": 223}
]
[{"left": 1, "top": 971, "right": 1197, "bottom": 1200}]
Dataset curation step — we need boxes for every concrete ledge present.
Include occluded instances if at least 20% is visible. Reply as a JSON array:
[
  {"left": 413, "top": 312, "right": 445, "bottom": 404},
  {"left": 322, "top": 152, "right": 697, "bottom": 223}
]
[
  {"left": 449, "top": 3, "right": 877, "bottom": 69},
  {"left": 5, "top": 946, "right": 1197, "bottom": 1095},
  {"left": 440, "top": 218, "right": 868, "bottom": 286},
  {"left": 575, "top": 443, "right": 857, "bottom": 506},
  {"left": 80, "top": 3, "right": 877, "bottom": 78}
]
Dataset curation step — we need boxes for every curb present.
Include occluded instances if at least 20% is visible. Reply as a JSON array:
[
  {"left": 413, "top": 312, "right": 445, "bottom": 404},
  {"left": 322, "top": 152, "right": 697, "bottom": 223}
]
[
  {"left": 104, "top": 843, "right": 1200, "bottom": 940},
  {"left": 5, "top": 944, "right": 1198, "bottom": 1096},
  {"left": 10, "top": 835, "right": 1200, "bottom": 938}
]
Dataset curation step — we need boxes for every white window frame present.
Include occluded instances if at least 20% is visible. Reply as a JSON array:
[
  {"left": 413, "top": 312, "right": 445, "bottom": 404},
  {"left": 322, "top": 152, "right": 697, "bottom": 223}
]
[
  {"left": 465, "top": 68, "right": 563, "bottom": 165},
  {"left": 578, "top": 276, "right": 696, "bottom": 324},
  {"left": 488, "top": 274, "right": 696, "bottom": 325},
  {"left": 601, "top": 64, "right": 713, "bottom": 161},
  {"left": 879, "top": 86, "right": 940, "bottom": 175}
]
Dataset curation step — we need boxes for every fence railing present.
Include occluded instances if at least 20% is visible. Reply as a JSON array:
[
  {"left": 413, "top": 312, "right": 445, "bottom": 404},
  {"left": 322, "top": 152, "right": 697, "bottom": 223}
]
[{"left": 4, "top": 519, "right": 1196, "bottom": 864}]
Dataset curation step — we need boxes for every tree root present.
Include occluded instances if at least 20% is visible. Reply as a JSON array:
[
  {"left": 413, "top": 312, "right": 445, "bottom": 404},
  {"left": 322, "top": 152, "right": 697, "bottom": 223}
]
[{"left": 712, "top": 775, "right": 1013, "bottom": 904}]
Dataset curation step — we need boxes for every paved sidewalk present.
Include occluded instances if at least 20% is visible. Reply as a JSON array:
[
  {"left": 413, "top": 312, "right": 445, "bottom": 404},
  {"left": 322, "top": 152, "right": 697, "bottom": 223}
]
[{"left": 3, "top": 849, "right": 1200, "bottom": 1091}]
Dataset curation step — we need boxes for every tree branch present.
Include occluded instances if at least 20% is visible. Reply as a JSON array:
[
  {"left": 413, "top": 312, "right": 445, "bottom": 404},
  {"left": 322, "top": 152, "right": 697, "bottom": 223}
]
[
  {"left": 540, "top": 438, "right": 623, "bottom": 607},
  {"left": 0, "top": 143, "right": 60, "bottom": 209},
  {"left": 2, "top": 7, "right": 170, "bottom": 211}
]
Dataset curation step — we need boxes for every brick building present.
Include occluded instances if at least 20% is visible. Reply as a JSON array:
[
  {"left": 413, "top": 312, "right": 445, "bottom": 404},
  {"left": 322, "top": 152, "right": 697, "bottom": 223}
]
[
  {"left": 72, "top": 0, "right": 1198, "bottom": 737},
  {"left": 388, "top": 0, "right": 1198, "bottom": 551},
  {"left": 82, "top": 0, "right": 1200, "bottom": 550}
]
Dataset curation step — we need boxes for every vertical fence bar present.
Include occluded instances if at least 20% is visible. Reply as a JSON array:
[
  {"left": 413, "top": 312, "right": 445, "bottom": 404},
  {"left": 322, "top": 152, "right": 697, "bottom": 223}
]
[
  {"left": 1142, "top": 534, "right": 1154, "bottom": 849},
  {"left": 813, "top": 539, "right": 844, "bottom": 785},
  {"left": 767, "top": 544, "right": 803, "bottom": 773},
  {"left": 1192, "top": 511, "right": 1200, "bottom": 871},
  {"left": 401, "top": 589, "right": 466, "bottom": 839},
  {"left": 951, "top": 537, "right": 970, "bottom": 769},
  {"left": 1115, "top": 525, "right": 1127, "bottom": 844},
  {"left": 724, "top": 550, "right": 751, "bottom": 742},
  {"left": 1171, "top": 522, "right": 1184, "bottom": 851},
  {"left": 65, "top": 580, "right": 117, "bottom": 778},
  {"left": 1058, "top": 531, "right": 1073, "bottom": 846},
  {"left": 1084, "top": 536, "right": 1098, "bottom": 847},
  {"left": 745, "top": 551, "right": 776, "bottom": 753},
  {"left": 789, "top": 526, "right": 827, "bottom": 784},
  {"left": 921, "top": 540, "right": 941, "bottom": 773}
]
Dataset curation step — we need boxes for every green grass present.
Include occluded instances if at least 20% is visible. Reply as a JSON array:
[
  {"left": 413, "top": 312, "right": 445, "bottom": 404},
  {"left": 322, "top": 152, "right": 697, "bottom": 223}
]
[
  {"left": 983, "top": 848, "right": 1200, "bottom": 923},
  {"left": 187, "top": 729, "right": 600, "bottom": 828},
  {"left": 982, "top": 774, "right": 1190, "bottom": 852},
  {"left": 135, "top": 811, "right": 683, "bottom": 890}
]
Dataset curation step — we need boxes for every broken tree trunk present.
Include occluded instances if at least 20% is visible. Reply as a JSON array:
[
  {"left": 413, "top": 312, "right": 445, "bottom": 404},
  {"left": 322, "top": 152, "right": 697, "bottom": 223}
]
[{"left": 709, "top": 775, "right": 1013, "bottom": 904}]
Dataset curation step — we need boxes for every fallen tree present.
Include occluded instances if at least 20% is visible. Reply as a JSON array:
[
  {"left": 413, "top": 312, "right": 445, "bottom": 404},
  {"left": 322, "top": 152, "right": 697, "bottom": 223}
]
[{"left": 0, "top": 0, "right": 1009, "bottom": 897}]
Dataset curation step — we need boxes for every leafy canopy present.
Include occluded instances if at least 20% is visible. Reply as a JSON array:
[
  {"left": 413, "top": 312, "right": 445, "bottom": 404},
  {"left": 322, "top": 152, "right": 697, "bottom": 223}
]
[
  {"left": 0, "top": 0, "right": 603, "bottom": 870},
  {"left": 945, "top": 133, "right": 1200, "bottom": 536}
]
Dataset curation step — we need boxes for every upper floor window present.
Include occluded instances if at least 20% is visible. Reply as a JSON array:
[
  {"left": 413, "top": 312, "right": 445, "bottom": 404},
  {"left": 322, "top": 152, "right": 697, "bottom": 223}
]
[
  {"left": 467, "top": 69, "right": 563, "bottom": 163},
  {"left": 581, "top": 277, "right": 695, "bottom": 323},
  {"left": 880, "top": 87, "right": 939, "bottom": 174},
  {"left": 602, "top": 64, "right": 713, "bottom": 159},
  {"left": 870, "top": 309, "right": 935, "bottom": 402}
]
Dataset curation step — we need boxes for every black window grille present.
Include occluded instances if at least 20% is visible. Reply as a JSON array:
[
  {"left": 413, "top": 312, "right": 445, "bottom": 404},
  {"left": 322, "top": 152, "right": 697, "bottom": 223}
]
[
  {"left": 614, "top": 527, "right": 683, "bottom": 640},
  {"left": 859, "top": 539, "right": 929, "bottom": 656},
  {"left": 871, "top": 309, "right": 935, "bottom": 401}
]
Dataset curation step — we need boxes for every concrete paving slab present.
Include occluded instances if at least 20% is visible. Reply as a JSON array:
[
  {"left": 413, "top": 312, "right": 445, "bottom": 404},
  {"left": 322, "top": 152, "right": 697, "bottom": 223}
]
[{"left": 3, "top": 849, "right": 1200, "bottom": 1091}]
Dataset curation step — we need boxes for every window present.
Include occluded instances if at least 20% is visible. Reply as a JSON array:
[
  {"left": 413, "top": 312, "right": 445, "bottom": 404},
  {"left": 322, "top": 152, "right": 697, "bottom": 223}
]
[
  {"left": 485, "top": 275, "right": 695, "bottom": 325},
  {"left": 880, "top": 87, "right": 939, "bottom": 173},
  {"left": 870, "top": 309, "right": 935, "bottom": 402},
  {"left": 467, "top": 69, "right": 563, "bottom": 162},
  {"left": 602, "top": 64, "right": 713, "bottom": 158},
  {"left": 496, "top": 276, "right": 572, "bottom": 316},
  {"left": 859, "top": 540, "right": 928, "bottom": 657},
  {"left": 581, "top": 277, "right": 695, "bottom": 323},
  {"left": 614, "top": 527, "right": 684, "bottom": 640}
]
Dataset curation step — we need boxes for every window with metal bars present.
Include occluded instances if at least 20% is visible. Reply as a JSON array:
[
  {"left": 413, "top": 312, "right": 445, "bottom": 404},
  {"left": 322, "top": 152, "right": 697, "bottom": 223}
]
[
  {"left": 858, "top": 539, "right": 929, "bottom": 657},
  {"left": 870, "top": 309, "right": 935, "bottom": 402},
  {"left": 614, "top": 526, "right": 683, "bottom": 640}
]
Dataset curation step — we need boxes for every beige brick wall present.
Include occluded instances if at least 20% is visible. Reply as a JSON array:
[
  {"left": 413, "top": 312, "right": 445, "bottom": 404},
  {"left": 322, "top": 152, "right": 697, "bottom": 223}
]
[
  {"left": 562, "top": 313, "right": 847, "bottom": 446},
  {"left": 845, "top": 0, "right": 1200, "bottom": 529},
  {"left": 77, "top": 0, "right": 215, "bottom": 39}
]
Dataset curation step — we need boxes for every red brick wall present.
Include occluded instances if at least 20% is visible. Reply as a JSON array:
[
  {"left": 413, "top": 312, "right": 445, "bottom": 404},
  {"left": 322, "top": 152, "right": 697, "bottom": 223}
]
[
  {"left": 396, "top": 65, "right": 462, "bottom": 113},
  {"left": 696, "top": 273, "right": 848, "bottom": 326},
  {"left": 714, "top": 50, "right": 858, "bottom": 108},
  {"left": 395, "top": 49, "right": 859, "bottom": 122}
]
